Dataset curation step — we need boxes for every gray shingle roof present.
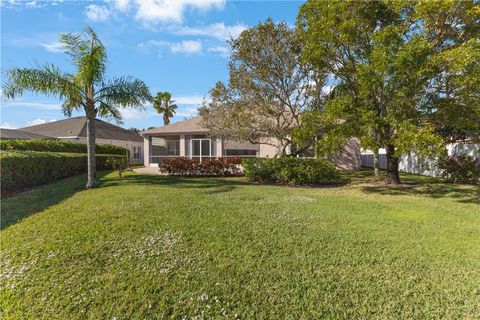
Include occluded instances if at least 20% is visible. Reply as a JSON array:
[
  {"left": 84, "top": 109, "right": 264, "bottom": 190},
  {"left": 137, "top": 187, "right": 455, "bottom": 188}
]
[
  {"left": 0, "top": 128, "right": 53, "bottom": 140},
  {"left": 142, "top": 116, "right": 209, "bottom": 135},
  {"left": 19, "top": 116, "right": 143, "bottom": 142}
]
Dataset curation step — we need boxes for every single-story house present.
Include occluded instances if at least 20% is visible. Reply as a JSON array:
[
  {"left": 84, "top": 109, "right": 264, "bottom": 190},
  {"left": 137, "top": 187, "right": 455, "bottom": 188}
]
[
  {"left": 141, "top": 116, "right": 361, "bottom": 170},
  {"left": 16, "top": 117, "right": 144, "bottom": 164}
]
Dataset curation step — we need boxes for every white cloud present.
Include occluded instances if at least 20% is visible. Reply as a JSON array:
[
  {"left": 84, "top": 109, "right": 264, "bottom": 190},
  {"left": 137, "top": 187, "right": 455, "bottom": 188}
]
[
  {"left": 134, "top": 0, "right": 225, "bottom": 24},
  {"left": 26, "top": 1, "right": 38, "bottom": 8},
  {"left": 169, "top": 40, "right": 202, "bottom": 54},
  {"left": 26, "top": 118, "right": 58, "bottom": 126},
  {"left": 207, "top": 45, "right": 229, "bottom": 58},
  {"left": 174, "top": 23, "right": 247, "bottom": 40},
  {"left": 0, "top": 122, "right": 17, "bottom": 129},
  {"left": 140, "top": 39, "right": 203, "bottom": 55},
  {"left": 174, "top": 94, "right": 207, "bottom": 105},
  {"left": 175, "top": 107, "right": 198, "bottom": 117},
  {"left": 1, "top": 101, "right": 61, "bottom": 110},
  {"left": 120, "top": 108, "right": 148, "bottom": 120},
  {"left": 4, "top": 0, "right": 62, "bottom": 8},
  {"left": 85, "top": 4, "right": 111, "bottom": 22},
  {"left": 120, "top": 106, "right": 198, "bottom": 121},
  {"left": 110, "top": 0, "right": 131, "bottom": 11},
  {"left": 40, "top": 41, "right": 64, "bottom": 53}
]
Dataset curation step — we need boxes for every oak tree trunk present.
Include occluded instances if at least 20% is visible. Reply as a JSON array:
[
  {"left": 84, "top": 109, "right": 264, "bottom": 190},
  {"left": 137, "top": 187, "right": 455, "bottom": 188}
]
[
  {"left": 373, "top": 148, "right": 380, "bottom": 177},
  {"left": 85, "top": 115, "right": 97, "bottom": 189},
  {"left": 385, "top": 144, "right": 400, "bottom": 184}
]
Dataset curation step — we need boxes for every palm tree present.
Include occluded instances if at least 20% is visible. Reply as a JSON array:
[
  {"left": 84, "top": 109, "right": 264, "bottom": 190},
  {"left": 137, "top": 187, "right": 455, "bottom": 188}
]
[
  {"left": 3, "top": 27, "right": 151, "bottom": 189},
  {"left": 152, "top": 91, "right": 177, "bottom": 125}
]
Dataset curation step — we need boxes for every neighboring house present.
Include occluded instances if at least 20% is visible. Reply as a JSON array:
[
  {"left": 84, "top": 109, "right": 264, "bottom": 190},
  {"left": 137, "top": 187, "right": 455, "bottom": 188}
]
[
  {"left": 141, "top": 116, "right": 361, "bottom": 170},
  {"left": 0, "top": 128, "right": 53, "bottom": 140},
  {"left": 17, "top": 117, "right": 144, "bottom": 164}
]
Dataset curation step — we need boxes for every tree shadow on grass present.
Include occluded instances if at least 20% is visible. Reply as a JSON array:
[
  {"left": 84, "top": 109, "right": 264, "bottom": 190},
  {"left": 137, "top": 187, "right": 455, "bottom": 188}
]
[
  {"left": 362, "top": 183, "right": 479, "bottom": 204},
  {"left": 102, "top": 172, "right": 350, "bottom": 193},
  {"left": 100, "top": 173, "right": 253, "bottom": 194},
  {"left": 1, "top": 171, "right": 110, "bottom": 230},
  {"left": 352, "top": 169, "right": 480, "bottom": 205}
]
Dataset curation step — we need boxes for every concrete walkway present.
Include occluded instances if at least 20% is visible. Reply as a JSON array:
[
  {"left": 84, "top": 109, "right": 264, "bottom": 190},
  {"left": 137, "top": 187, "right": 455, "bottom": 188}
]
[{"left": 133, "top": 167, "right": 166, "bottom": 175}]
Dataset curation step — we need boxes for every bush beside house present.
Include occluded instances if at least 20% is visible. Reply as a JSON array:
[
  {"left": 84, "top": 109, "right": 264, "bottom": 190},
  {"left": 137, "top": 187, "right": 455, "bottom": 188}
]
[
  {"left": 159, "top": 157, "right": 241, "bottom": 176},
  {"left": 242, "top": 157, "right": 341, "bottom": 185},
  {"left": 0, "top": 139, "right": 127, "bottom": 155}
]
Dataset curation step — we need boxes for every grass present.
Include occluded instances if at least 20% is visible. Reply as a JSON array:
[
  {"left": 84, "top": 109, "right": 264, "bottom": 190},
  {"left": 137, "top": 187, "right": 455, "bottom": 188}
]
[{"left": 1, "top": 169, "right": 479, "bottom": 319}]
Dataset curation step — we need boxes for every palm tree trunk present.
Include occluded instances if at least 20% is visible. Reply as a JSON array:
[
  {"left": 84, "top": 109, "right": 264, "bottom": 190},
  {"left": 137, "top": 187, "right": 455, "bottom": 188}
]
[
  {"left": 85, "top": 115, "right": 97, "bottom": 189},
  {"left": 164, "top": 114, "right": 170, "bottom": 125}
]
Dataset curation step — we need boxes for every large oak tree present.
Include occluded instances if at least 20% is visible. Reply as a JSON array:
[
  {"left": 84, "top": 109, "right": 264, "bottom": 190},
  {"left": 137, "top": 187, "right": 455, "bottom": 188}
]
[
  {"left": 200, "top": 19, "right": 326, "bottom": 155},
  {"left": 296, "top": 0, "right": 479, "bottom": 184}
]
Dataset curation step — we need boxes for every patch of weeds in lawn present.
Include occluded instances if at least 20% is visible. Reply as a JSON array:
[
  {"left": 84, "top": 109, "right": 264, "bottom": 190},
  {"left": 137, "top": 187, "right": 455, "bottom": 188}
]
[
  {"left": 126, "top": 230, "right": 201, "bottom": 275},
  {"left": 0, "top": 228, "right": 211, "bottom": 318},
  {"left": 0, "top": 253, "right": 39, "bottom": 290}
]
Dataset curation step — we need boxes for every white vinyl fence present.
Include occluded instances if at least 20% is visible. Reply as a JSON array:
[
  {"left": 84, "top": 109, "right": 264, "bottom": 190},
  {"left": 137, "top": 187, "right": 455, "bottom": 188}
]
[{"left": 361, "top": 143, "right": 480, "bottom": 177}]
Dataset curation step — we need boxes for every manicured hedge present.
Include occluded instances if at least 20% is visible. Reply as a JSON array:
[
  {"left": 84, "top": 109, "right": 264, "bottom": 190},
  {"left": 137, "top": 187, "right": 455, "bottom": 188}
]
[
  {"left": 242, "top": 157, "right": 341, "bottom": 185},
  {"left": 0, "top": 151, "right": 127, "bottom": 194},
  {"left": 0, "top": 139, "right": 127, "bottom": 155},
  {"left": 159, "top": 157, "right": 242, "bottom": 176}
]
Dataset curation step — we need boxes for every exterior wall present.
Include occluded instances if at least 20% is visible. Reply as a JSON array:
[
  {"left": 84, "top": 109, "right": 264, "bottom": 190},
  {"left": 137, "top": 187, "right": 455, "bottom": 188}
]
[
  {"left": 179, "top": 134, "right": 186, "bottom": 157},
  {"left": 143, "top": 137, "right": 150, "bottom": 167},
  {"left": 259, "top": 137, "right": 281, "bottom": 157},
  {"left": 58, "top": 137, "right": 144, "bottom": 164},
  {"left": 328, "top": 137, "right": 361, "bottom": 170},
  {"left": 361, "top": 143, "right": 479, "bottom": 177},
  {"left": 216, "top": 137, "right": 222, "bottom": 157}
]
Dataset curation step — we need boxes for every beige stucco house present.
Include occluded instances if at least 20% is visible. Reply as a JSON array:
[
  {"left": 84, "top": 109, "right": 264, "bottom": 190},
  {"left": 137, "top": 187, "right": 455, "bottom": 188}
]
[
  {"left": 141, "top": 116, "right": 361, "bottom": 170},
  {"left": 18, "top": 117, "right": 144, "bottom": 164}
]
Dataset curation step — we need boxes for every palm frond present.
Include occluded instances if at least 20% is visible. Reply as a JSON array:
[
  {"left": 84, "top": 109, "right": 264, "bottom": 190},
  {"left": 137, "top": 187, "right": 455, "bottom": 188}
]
[
  {"left": 98, "top": 101, "right": 123, "bottom": 124},
  {"left": 3, "top": 63, "right": 83, "bottom": 105},
  {"left": 59, "top": 27, "right": 107, "bottom": 86},
  {"left": 153, "top": 101, "right": 164, "bottom": 113},
  {"left": 61, "top": 95, "right": 83, "bottom": 117},
  {"left": 94, "top": 76, "right": 150, "bottom": 120},
  {"left": 58, "top": 33, "right": 86, "bottom": 59}
]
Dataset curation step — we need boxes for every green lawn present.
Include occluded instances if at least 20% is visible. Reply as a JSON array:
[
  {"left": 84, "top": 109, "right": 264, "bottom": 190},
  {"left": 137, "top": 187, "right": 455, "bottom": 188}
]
[{"left": 1, "top": 170, "right": 479, "bottom": 319}]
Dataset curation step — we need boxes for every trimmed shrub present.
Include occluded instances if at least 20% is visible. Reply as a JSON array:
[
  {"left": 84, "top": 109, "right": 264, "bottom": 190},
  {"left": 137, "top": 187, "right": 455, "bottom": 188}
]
[
  {"left": 159, "top": 157, "right": 241, "bottom": 176},
  {"left": 0, "top": 139, "right": 127, "bottom": 155},
  {"left": 438, "top": 155, "right": 479, "bottom": 185},
  {"left": 106, "top": 156, "right": 129, "bottom": 178},
  {"left": 0, "top": 151, "right": 127, "bottom": 193},
  {"left": 242, "top": 157, "right": 341, "bottom": 185}
]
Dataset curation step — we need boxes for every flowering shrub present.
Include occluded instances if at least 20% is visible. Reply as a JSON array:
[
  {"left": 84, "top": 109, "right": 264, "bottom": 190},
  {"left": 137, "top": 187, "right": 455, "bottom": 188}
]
[
  {"left": 438, "top": 155, "right": 479, "bottom": 185},
  {"left": 159, "top": 157, "right": 241, "bottom": 176},
  {"left": 242, "top": 157, "right": 341, "bottom": 185}
]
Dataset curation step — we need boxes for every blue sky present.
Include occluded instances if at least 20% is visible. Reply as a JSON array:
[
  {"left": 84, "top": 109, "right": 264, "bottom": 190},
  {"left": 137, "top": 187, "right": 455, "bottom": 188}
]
[{"left": 1, "top": 0, "right": 303, "bottom": 130}]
